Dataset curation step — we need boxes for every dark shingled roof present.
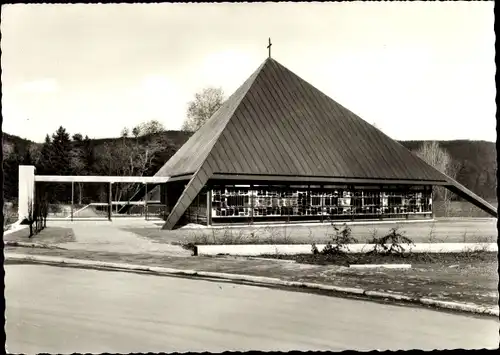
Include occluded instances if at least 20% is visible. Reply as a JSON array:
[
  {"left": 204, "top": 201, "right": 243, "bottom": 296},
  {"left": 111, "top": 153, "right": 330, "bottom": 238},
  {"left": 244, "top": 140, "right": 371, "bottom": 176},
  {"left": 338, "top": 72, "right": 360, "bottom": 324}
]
[
  {"left": 156, "top": 58, "right": 446, "bottom": 182},
  {"left": 159, "top": 57, "right": 498, "bottom": 229}
]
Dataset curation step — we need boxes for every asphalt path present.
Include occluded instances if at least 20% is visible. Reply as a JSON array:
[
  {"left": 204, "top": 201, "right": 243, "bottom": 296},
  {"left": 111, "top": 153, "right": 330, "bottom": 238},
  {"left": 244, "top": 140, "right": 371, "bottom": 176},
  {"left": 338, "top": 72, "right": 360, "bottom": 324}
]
[{"left": 5, "top": 265, "right": 499, "bottom": 353}]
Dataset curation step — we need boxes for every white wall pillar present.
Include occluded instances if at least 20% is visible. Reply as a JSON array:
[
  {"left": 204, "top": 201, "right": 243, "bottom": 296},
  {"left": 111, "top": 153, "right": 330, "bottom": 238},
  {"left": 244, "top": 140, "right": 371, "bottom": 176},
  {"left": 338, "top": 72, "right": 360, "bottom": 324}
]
[{"left": 18, "top": 165, "right": 36, "bottom": 222}]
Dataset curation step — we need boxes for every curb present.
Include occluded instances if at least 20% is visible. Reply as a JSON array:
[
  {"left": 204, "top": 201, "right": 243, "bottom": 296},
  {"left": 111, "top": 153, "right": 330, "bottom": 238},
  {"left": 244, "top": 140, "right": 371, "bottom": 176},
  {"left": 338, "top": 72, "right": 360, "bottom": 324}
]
[
  {"left": 5, "top": 253, "right": 499, "bottom": 317},
  {"left": 180, "top": 218, "right": 437, "bottom": 230},
  {"left": 349, "top": 264, "right": 411, "bottom": 269}
]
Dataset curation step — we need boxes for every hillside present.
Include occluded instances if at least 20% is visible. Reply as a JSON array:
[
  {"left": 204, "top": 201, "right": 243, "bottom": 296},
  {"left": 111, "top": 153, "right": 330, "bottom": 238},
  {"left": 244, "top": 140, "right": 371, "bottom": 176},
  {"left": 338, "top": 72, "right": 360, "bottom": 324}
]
[
  {"left": 90, "top": 130, "right": 192, "bottom": 149},
  {"left": 2, "top": 131, "right": 497, "bottom": 202},
  {"left": 399, "top": 140, "right": 497, "bottom": 201}
]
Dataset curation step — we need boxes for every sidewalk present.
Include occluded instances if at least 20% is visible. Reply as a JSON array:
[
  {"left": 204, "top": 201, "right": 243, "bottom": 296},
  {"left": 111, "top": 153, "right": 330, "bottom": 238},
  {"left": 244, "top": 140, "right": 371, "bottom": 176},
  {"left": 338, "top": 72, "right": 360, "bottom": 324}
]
[
  {"left": 5, "top": 245, "right": 498, "bottom": 314},
  {"left": 4, "top": 220, "right": 191, "bottom": 257}
]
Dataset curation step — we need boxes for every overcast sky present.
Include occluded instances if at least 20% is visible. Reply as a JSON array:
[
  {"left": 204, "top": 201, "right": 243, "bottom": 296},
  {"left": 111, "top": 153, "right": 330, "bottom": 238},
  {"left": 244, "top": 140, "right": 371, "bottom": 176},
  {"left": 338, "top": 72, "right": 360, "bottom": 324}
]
[{"left": 1, "top": 2, "right": 495, "bottom": 143}]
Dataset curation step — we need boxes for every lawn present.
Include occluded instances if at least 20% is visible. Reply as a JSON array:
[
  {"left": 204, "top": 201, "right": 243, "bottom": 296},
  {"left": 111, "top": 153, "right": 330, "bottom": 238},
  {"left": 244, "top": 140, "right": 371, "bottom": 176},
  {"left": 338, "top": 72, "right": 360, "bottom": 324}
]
[
  {"left": 3, "top": 226, "right": 76, "bottom": 245},
  {"left": 124, "top": 219, "right": 497, "bottom": 246}
]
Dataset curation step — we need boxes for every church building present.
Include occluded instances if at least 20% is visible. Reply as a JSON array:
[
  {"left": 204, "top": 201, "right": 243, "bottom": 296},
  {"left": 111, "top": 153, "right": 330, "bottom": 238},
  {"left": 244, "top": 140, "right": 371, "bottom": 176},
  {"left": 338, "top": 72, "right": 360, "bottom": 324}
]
[{"left": 154, "top": 56, "right": 496, "bottom": 230}]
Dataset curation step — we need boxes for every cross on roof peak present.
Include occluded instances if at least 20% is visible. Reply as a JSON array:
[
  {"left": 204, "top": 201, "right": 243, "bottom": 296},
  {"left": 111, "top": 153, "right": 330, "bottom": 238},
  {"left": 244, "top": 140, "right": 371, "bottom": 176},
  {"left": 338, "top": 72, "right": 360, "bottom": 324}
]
[{"left": 267, "top": 38, "right": 272, "bottom": 58}]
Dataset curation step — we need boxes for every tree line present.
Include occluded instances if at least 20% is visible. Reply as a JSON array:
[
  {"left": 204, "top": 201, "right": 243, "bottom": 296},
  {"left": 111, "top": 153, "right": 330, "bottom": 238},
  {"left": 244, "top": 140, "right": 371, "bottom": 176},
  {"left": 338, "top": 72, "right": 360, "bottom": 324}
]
[
  {"left": 3, "top": 86, "right": 226, "bottom": 206},
  {"left": 3, "top": 121, "right": 174, "bottom": 204}
]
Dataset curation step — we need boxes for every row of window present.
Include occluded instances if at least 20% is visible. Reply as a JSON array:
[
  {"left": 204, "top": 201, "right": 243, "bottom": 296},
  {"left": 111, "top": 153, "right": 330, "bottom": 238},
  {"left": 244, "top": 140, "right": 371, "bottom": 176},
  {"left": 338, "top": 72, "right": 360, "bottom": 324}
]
[{"left": 211, "top": 187, "right": 432, "bottom": 217}]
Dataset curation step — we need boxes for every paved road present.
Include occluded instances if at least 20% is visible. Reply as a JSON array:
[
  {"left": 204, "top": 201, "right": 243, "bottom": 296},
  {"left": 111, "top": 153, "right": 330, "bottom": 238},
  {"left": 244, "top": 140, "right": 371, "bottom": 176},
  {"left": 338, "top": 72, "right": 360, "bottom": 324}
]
[{"left": 6, "top": 265, "right": 498, "bottom": 353}]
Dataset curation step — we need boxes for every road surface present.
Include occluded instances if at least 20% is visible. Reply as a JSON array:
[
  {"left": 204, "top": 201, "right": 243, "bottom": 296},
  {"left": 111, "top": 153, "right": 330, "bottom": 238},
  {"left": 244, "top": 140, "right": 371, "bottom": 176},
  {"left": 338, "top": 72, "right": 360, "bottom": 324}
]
[{"left": 5, "top": 265, "right": 498, "bottom": 353}]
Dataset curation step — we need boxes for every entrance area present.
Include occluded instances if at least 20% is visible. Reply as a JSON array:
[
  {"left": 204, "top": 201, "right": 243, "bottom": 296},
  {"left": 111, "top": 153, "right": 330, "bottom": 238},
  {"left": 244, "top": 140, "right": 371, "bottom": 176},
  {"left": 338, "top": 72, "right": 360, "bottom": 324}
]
[{"left": 17, "top": 165, "right": 169, "bottom": 224}]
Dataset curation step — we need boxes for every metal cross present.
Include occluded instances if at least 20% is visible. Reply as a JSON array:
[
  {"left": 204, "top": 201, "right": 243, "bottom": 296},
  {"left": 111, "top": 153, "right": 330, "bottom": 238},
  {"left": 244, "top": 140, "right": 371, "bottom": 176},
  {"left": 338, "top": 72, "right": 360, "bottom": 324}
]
[{"left": 267, "top": 38, "right": 272, "bottom": 58}]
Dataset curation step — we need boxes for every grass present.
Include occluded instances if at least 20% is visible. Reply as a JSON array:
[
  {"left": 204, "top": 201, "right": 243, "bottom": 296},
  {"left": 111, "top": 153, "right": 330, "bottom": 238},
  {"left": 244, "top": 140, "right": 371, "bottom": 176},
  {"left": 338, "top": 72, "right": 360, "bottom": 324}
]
[
  {"left": 125, "top": 219, "right": 497, "bottom": 247},
  {"left": 3, "top": 226, "right": 76, "bottom": 244}
]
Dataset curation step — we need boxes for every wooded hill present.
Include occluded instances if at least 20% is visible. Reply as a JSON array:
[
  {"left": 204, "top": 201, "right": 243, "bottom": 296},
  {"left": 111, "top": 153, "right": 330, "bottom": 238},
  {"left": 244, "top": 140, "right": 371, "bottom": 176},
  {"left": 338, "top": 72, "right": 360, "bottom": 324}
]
[{"left": 2, "top": 131, "right": 497, "bottom": 202}]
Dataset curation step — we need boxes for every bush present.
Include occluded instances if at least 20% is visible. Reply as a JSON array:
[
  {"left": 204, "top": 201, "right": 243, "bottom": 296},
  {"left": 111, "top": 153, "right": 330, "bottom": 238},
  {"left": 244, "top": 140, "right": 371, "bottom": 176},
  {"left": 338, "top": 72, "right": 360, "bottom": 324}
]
[
  {"left": 48, "top": 204, "right": 63, "bottom": 214},
  {"left": 310, "top": 222, "right": 358, "bottom": 256},
  {"left": 324, "top": 223, "right": 357, "bottom": 255},
  {"left": 367, "top": 227, "right": 415, "bottom": 256}
]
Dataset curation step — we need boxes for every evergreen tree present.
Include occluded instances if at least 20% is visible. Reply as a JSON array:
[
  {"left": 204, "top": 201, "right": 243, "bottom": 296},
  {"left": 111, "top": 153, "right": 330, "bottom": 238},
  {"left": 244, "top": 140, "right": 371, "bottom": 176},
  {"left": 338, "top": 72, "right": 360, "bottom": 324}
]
[
  {"left": 3, "top": 142, "right": 22, "bottom": 200},
  {"left": 38, "top": 134, "right": 54, "bottom": 175},
  {"left": 50, "top": 126, "right": 73, "bottom": 175},
  {"left": 82, "top": 135, "right": 97, "bottom": 174},
  {"left": 72, "top": 133, "right": 83, "bottom": 142},
  {"left": 23, "top": 146, "right": 33, "bottom": 165}
]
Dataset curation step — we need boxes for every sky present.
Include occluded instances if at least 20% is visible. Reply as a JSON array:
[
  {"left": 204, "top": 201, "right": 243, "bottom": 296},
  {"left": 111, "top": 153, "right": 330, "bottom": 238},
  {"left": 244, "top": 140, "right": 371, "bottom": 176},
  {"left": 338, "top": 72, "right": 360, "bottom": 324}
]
[{"left": 1, "top": 2, "right": 496, "bottom": 143}]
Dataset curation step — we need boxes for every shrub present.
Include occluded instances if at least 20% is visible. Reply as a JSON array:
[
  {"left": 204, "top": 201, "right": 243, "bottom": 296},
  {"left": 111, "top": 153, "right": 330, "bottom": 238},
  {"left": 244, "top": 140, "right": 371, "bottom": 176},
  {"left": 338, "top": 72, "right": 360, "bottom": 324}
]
[
  {"left": 313, "top": 222, "right": 358, "bottom": 256},
  {"left": 328, "top": 223, "right": 357, "bottom": 254},
  {"left": 367, "top": 227, "right": 415, "bottom": 256},
  {"left": 248, "top": 231, "right": 260, "bottom": 244},
  {"left": 48, "top": 204, "right": 63, "bottom": 215}
]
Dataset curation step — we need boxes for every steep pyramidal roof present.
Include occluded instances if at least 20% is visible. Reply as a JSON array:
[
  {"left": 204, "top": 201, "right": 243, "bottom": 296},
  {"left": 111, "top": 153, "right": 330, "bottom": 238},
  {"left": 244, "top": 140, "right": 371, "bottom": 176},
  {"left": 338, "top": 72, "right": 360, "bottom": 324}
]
[
  {"left": 157, "top": 58, "right": 446, "bottom": 182},
  {"left": 159, "top": 57, "right": 497, "bottom": 229}
]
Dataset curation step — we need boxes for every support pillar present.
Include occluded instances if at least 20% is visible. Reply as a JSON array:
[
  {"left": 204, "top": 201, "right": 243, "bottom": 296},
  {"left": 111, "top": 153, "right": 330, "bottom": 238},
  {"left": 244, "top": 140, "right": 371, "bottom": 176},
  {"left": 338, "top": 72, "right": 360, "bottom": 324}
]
[
  {"left": 18, "top": 165, "right": 36, "bottom": 222},
  {"left": 145, "top": 183, "right": 148, "bottom": 221},
  {"left": 108, "top": 182, "right": 112, "bottom": 221},
  {"left": 321, "top": 185, "right": 324, "bottom": 224},
  {"left": 71, "top": 181, "right": 74, "bottom": 221},
  {"left": 207, "top": 188, "right": 212, "bottom": 226},
  {"left": 287, "top": 185, "right": 290, "bottom": 224},
  {"left": 196, "top": 192, "right": 200, "bottom": 225},
  {"left": 250, "top": 184, "right": 254, "bottom": 225}
]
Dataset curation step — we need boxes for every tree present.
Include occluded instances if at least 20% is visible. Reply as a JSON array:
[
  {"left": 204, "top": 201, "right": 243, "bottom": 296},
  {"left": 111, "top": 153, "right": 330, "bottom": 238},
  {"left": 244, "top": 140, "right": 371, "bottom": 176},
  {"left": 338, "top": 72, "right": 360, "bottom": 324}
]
[
  {"left": 105, "top": 120, "right": 168, "bottom": 203},
  {"left": 127, "top": 120, "right": 166, "bottom": 138},
  {"left": 51, "top": 126, "right": 72, "bottom": 175},
  {"left": 69, "top": 133, "right": 87, "bottom": 204},
  {"left": 132, "top": 126, "right": 141, "bottom": 138},
  {"left": 120, "top": 127, "right": 130, "bottom": 138},
  {"left": 26, "top": 197, "right": 42, "bottom": 238},
  {"left": 99, "top": 135, "right": 165, "bottom": 203},
  {"left": 2, "top": 141, "right": 14, "bottom": 160},
  {"left": 39, "top": 128, "right": 72, "bottom": 176},
  {"left": 3, "top": 141, "right": 22, "bottom": 200},
  {"left": 135, "top": 120, "right": 165, "bottom": 137},
  {"left": 182, "top": 87, "right": 225, "bottom": 132},
  {"left": 413, "top": 141, "right": 461, "bottom": 215},
  {"left": 28, "top": 144, "right": 42, "bottom": 167},
  {"left": 37, "top": 127, "right": 73, "bottom": 207},
  {"left": 38, "top": 134, "right": 54, "bottom": 174}
]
